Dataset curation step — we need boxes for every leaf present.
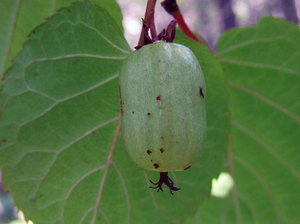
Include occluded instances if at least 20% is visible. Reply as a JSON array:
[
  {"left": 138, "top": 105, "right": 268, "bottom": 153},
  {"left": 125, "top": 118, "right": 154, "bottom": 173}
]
[
  {"left": 0, "top": 0, "right": 123, "bottom": 77},
  {"left": 197, "top": 17, "right": 300, "bottom": 223},
  {"left": 0, "top": 3, "right": 229, "bottom": 224},
  {"left": 91, "top": 0, "right": 123, "bottom": 32},
  {"left": 0, "top": 2, "right": 130, "bottom": 223},
  {"left": 0, "top": 0, "right": 22, "bottom": 76}
]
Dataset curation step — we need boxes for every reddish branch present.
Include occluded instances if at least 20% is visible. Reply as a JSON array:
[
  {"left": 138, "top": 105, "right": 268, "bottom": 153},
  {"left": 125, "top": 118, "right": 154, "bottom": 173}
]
[
  {"left": 161, "top": 0, "right": 202, "bottom": 44},
  {"left": 137, "top": 0, "right": 202, "bottom": 49},
  {"left": 137, "top": 0, "right": 157, "bottom": 49}
]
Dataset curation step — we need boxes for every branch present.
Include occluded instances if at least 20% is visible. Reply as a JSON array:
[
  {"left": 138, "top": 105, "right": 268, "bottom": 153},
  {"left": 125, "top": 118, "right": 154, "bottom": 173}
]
[
  {"left": 137, "top": 0, "right": 157, "bottom": 49},
  {"left": 161, "top": 0, "right": 202, "bottom": 44}
]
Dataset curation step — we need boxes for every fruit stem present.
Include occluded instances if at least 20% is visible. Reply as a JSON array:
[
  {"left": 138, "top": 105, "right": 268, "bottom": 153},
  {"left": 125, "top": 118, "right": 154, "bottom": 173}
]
[
  {"left": 161, "top": 0, "right": 202, "bottom": 44},
  {"left": 149, "top": 172, "right": 180, "bottom": 195},
  {"left": 137, "top": 0, "right": 157, "bottom": 49}
]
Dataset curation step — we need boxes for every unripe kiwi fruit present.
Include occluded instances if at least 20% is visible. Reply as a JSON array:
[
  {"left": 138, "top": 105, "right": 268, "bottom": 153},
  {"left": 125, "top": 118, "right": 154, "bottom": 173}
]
[{"left": 119, "top": 41, "right": 206, "bottom": 173}]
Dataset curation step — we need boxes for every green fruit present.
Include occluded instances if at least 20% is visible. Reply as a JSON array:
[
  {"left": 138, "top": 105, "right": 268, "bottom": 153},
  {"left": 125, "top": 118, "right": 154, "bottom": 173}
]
[{"left": 119, "top": 41, "right": 206, "bottom": 173}]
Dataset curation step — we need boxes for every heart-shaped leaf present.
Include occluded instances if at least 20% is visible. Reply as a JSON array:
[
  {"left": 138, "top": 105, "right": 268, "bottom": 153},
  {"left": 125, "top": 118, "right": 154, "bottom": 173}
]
[
  {"left": 196, "top": 17, "right": 300, "bottom": 224},
  {"left": 0, "top": 2, "right": 130, "bottom": 223},
  {"left": 0, "top": 2, "right": 229, "bottom": 223}
]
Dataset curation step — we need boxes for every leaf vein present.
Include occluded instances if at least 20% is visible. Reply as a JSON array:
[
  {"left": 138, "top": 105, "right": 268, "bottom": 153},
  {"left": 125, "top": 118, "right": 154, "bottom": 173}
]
[
  {"left": 234, "top": 156, "right": 281, "bottom": 222},
  {"left": 31, "top": 116, "right": 119, "bottom": 203},
  {"left": 56, "top": 74, "right": 119, "bottom": 102},
  {"left": 91, "top": 115, "right": 121, "bottom": 224},
  {"left": 51, "top": 0, "right": 56, "bottom": 14},
  {"left": 61, "top": 165, "right": 105, "bottom": 223},
  {"left": 228, "top": 81, "right": 300, "bottom": 124},
  {"left": 112, "top": 160, "right": 131, "bottom": 224},
  {"left": 24, "top": 54, "right": 126, "bottom": 69},
  {"left": 227, "top": 133, "right": 242, "bottom": 224},
  {"left": 221, "top": 58, "right": 299, "bottom": 76},
  {"left": 1, "top": 0, "right": 21, "bottom": 76},
  {"left": 10, "top": 150, "right": 54, "bottom": 170},
  {"left": 232, "top": 121, "right": 300, "bottom": 180},
  {"left": 79, "top": 207, "right": 94, "bottom": 224},
  {"left": 79, "top": 21, "right": 130, "bottom": 55},
  {"left": 238, "top": 193, "right": 259, "bottom": 224},
  {"left": 18, "top": 73, "right": 119, "bottom": 132},
  {"left": 217, "top": 36, "right": 293, "bottom": 55}
]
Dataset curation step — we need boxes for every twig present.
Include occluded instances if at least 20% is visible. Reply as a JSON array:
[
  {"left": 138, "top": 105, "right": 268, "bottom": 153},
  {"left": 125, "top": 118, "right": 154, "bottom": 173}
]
[
  {"left": 137, "top": 0, "right": 157, "bottom": 48},
  {"left": 161, "top": 0, "right": 202, "bottom": 44}
]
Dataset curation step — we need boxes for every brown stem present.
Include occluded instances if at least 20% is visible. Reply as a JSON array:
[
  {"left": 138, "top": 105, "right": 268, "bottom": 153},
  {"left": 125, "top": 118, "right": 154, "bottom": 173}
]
[
  {"left": 137, "top": 0, "right": 157, "bottom": 48},
  {"left": 161, "top": 0, "right": 202, "bottom": 44}
]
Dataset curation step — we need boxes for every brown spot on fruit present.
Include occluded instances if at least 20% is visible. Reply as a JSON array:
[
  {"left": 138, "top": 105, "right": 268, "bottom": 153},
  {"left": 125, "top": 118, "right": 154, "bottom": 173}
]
[
  {"left": 1, "top": 139, "right": 7, "bottom": 143},
  {"left": 132, "top": 111, "right": 135, "bottom": 114},
  {"left": 160, "top": 136, "right": 164, "bottom": 141},
  {"left": 156, "top": 96, "right": 161, "bottom": 101},
  {"left": 200, "top": 88, "right": 204, "bottom": 98},
  {"left": 160, "top": 148, "right": 164, "bottom": 153},
  {"left": 147, "top": 112, "right": 151, "bottom": 116},
  {"left": 147, "top": 150, "right": 152, "bottom": 155},
  {"left": 154, "top": 163, "right": 159, "bottom": 168},
  {"left": 184, "top": 165, "right": 191, "bottom": 170}
]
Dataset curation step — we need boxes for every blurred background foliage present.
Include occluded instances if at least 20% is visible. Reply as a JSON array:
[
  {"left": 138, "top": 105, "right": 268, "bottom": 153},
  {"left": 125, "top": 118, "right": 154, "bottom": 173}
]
[
  {"left": 118, "top": 0, "right": 299, "bottom": 49},
  {"left": 0, "top": 0, "right": 299, "bottom": 223}
]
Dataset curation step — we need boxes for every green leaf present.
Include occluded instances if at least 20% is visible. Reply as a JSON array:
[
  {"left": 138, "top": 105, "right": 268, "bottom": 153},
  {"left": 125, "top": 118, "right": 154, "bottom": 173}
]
[
  {"left": 0, "top": 2, "right": 131, "bottom": 223},
  {"left": 197, "top": 17, "right": 300, "bottom": 223},
  {"left": 90, "top": 0, "right": 123, "bottom": 32},
  {"left": 0, "top": 2, "right": 230, "bottom": 223},
  {"left": 0, "top": 0, "right": 18, "bottom": 77},
  {"left": 0, "top": 0, "right": 123, "bottom": 77}
]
